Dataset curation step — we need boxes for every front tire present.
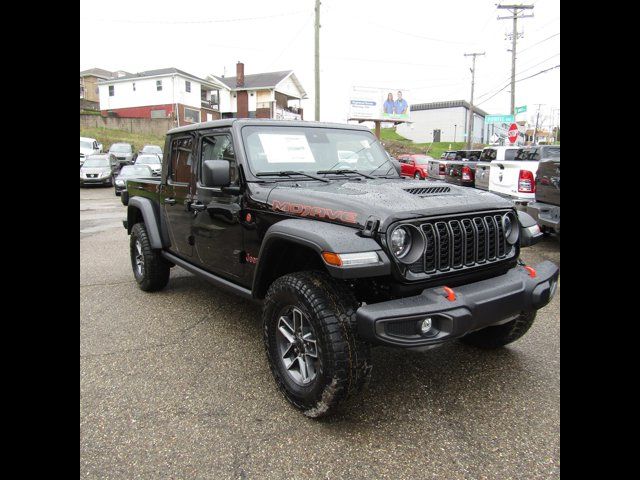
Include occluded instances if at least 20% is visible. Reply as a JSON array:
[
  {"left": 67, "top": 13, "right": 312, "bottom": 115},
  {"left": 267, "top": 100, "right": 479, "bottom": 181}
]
[
  {"left": 414, "top": 172, "right": 423, "bottom": 180},
  {"left": 459, "top": 311, "right": 536, "bottom": 348},
  {"left": 130, "top": 222, "right": 170, "bottom": 292},
  {"left": 263, "top": 271, "right": 372, "bottom": 418}
]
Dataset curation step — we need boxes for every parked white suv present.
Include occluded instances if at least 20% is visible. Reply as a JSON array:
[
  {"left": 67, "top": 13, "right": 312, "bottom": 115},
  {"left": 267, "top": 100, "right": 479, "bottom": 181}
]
[{"left": 80, "top": 137, "right": 102, "bottom": 167}]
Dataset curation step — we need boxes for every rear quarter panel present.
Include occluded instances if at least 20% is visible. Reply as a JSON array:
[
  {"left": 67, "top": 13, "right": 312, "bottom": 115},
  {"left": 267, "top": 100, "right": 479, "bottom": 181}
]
[
  {"left": 488, "top": 160, "right": 539, "bottom": 200},
  {"left": 474, "top": 162, "right": 491, "bottom": 190}
]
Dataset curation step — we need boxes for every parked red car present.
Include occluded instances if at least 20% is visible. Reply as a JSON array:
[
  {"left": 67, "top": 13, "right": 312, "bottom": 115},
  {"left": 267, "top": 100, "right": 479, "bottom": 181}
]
[{"left": 397, "top": 154, "right": 432, "bottom": 179}]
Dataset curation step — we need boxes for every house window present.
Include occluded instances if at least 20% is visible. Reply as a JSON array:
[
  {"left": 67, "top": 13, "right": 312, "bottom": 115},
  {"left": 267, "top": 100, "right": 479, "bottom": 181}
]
[
  {"left": 133, "top": 82, "right": 136, "bottom": 91},
  {"left": 184, "top": 108, "right": 200, "bottom": 123},
  {"left": 109, "top": 85, "right": 114, "bottom": 96},
  {"left": 185, "top": 81, "right": 191, "bottom": 93},
  {"left": 156, "top": 80, "right": 163, "bottom": 91}
]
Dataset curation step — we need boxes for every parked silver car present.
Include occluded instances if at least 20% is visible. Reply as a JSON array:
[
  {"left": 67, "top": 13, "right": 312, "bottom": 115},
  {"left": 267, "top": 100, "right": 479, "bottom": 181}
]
[
  {"left": 114, "top": 164, "right": 154, "bottom": 196},
  {"left": 80, "top": 154, "right": 113, "bottom": 187},
  {"left": 108, "top": 143, "right": 135, "bottom": 171},
  {"left": 134, "top": 154, "right": 162, "bottom": 176}
]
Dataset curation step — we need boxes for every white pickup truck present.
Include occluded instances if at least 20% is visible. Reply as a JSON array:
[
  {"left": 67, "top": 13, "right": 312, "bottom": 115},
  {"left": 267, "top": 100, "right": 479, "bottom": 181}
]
[{"left": 475, "top": 145, "right": 560, "bottom": 207}]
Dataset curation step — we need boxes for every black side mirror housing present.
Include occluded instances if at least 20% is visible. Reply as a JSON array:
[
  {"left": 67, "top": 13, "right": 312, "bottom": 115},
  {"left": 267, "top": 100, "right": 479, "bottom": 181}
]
[
  {"left": 202, "top": 159, "right": 231, "bottom": 187},
  {"left": 517, "top": 210, "right": 543, "bottom": 247}
]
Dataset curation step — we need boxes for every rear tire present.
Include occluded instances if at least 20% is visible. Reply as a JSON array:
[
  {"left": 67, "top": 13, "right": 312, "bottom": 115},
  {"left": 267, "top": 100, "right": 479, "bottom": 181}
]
[
  {"left": 459, "top": 311, "right": 536, "bottom": 348},
  {"left": 263, "top": 271, "right": 372, "bottom": 418},
  {"left": 130, "top": 222, "right": 170, "bottom": 292}
]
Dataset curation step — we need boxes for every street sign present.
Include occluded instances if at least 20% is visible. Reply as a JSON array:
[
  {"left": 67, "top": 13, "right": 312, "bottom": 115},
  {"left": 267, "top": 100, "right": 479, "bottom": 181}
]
[
  {"left": 508, "top": 123, "right": 519, "bottom": 144},
  {"left": 486, "top": 114, "right": 514, "bottom": 124},
  {"left": 515, "top": 105, "right": 527, "bottom": 114}
]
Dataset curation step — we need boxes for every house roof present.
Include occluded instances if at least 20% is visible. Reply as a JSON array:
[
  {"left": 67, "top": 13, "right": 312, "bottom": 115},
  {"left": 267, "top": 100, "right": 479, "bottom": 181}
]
[
  {"left": 96, "top": 68, "right": 223, "bottom": 89},
  {"left": 411, "top": 100, "right": 488, "bottom": 117},
  {"left": 80, "top": 68, "right": 116, "bottom": 79},
  {"left": 210, "top": 70, "right": 307, "bottom": 98}
]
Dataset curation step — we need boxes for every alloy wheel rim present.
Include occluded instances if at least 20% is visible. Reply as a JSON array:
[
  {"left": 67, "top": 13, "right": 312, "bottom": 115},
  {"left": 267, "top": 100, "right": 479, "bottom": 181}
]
[
  {"left": 134, "top": 240, "right": 144, "bottom": 276},
  {"left": 276, "top": 306, "right": 319, "bottom": 385}
]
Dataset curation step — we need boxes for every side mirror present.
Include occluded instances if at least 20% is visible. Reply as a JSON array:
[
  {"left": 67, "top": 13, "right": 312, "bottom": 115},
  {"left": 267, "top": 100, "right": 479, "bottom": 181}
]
[
  {"left": 202, "top": 159, "right": 231, "bottom": 187},
  {"left": 517, "top": 210, "right": 543, "bottom": 247}
]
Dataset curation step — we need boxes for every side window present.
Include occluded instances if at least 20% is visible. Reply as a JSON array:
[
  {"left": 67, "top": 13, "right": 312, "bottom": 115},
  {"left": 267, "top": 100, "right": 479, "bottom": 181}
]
[
  {"left": 504, "top": 149, "right": 518, "bottom": 161},
  {"left": 169, "top": 137, "right": 193, "bottom": 183},
  {"left": 200, "top": 134, "right": 238, "bottom": 185}
]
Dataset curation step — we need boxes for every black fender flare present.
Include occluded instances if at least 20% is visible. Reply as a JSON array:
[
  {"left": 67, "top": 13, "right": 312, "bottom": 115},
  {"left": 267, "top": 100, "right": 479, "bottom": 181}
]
[
  {"left": 127, "top": 197, "right": 164, "bottom": 249},
  {"left": 252, "top": 219, "right": 390, "bottom": 297},
  {"left": 517, "top": 210, "right": 543, "bottom": 247}
]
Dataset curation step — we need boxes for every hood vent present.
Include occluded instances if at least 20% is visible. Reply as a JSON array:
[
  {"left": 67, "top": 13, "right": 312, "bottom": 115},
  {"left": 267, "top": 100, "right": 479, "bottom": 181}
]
[{"left": 404, "top": 186, "right": 451, "bottom": 195}]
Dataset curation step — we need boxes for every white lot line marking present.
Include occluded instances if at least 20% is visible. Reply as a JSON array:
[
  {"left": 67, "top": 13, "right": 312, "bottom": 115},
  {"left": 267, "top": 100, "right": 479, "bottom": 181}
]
[{"left": 80, "top": 204, "right": 122, "bottom": 211}]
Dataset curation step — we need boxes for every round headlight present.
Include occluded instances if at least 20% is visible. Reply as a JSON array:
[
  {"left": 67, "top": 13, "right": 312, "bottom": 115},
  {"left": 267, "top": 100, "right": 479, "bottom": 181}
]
[
  {"left": 502, "top": 212, "right": 519, "bottom": 245},
  {"left": 390, "top": 227, "right": 412, "bottom": 259}
]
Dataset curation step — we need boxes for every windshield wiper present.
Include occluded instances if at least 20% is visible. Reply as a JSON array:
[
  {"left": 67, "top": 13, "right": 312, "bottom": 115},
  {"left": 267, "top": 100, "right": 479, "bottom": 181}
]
[
  {"left": 255, "top": 170, "right": 330, "bottom": 183},
  {"left": 316, "top": 169, "right": 375, "bottom": 179}
]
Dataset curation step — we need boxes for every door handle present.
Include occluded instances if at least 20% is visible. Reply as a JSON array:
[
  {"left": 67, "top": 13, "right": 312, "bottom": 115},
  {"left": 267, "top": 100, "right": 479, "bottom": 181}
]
[
  {"left": 189, "top": 202, "right": 207, "bottom": 212},
  {"left": 164, "top": 197, "right": 176, "bottom": 205}
]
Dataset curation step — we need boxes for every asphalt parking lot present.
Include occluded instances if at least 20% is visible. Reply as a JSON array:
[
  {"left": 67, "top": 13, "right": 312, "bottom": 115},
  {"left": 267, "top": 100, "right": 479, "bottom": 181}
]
[{"left": 80, "top": 186, "right": 560, "bottom": 479}]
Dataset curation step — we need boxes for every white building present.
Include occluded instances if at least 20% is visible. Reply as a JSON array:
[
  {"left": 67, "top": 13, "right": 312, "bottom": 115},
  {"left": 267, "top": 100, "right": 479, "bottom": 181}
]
[
  {"left": 396, "top": 100, "right": 487, "bottom": 144},
  {"left": 98, "top": 68, "right": 224, "bottom": 125}
]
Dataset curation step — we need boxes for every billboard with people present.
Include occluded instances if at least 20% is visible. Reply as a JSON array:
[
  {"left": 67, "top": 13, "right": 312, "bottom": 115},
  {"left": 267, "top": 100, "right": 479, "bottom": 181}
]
[{"left": 348, "top": 86, "right": 411, "bottom": 122}]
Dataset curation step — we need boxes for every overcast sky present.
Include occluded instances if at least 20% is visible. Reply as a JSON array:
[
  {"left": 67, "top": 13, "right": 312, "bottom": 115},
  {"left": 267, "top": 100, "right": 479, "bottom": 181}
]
[{"left": 80, "top": 0, "right": 559, "bottom": 128}]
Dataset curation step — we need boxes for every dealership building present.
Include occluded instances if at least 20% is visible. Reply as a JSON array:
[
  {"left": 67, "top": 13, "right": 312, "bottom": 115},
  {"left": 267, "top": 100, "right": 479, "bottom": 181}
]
[{"left": 395, "top": 100, "right": 487, "bottom": 144}]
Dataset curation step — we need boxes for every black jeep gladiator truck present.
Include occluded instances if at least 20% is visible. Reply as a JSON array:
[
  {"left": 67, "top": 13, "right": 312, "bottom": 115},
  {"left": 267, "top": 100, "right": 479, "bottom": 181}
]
[{"left": 122, "top": 119, "right": 559, "bottom": 418}]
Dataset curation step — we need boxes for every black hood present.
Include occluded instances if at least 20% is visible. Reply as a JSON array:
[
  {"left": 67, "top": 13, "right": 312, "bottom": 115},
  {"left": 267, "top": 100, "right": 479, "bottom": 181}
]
[{"left": 250, "top": 178, "right": 514, "bottom": 231}]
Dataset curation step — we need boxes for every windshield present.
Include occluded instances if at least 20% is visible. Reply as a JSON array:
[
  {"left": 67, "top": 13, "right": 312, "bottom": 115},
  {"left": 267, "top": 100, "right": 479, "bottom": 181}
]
[
  {"left": 136, "top": 155, "right": 160, "bottom": 165},
  {"left": 543, "top": 147, "right": 560, "bottom": 158},
  {"left": 82, "top": 157, "right": 110, "bottom": 168},
  {"left": 120, "top": 165, "right": 153, "bottom": 176},
  {"left": 110, "top": 144, "right": 132, "bottom": 153},
  {"left": 241, "top": 126, "right": 393, "bottom": 176},
  {"left": 80, "top": 140, "right": 93, "bottom": 150},
  {"left": 142, "top": 145, "right": 162, "bottom": 154}
]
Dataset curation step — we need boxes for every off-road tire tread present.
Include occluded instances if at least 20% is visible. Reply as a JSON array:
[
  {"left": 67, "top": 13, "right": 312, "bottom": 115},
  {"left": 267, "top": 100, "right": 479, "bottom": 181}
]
[
  {"left": 263, "top": 271, "right": 372, "bottom": 418},
  {"left": 130, "top": 222, "right": 170, "bottom": 292},
  {"left": 460, "top": 311, "right": 536, "bottom": 348}
]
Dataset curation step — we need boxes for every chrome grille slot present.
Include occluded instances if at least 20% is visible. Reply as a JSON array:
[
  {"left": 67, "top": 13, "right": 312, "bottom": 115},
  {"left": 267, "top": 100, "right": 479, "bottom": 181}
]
[
  {"left": 434, "top": 222, "right": 450, "bottom": 271},
  {"left": 474, "top": 217, "right": 487, "bottom": 263},
  {"left": 484, "top": 216, "right": 497, "bottom": 260},
  {"left": 494, "top": 215, "right": 505, "bottom": 257},
  {"left": 462, "top": 219, "right": 475, "bottom": 266},
  {"left": 422, "top": 224, "right": 437, "bottom": 273},
  {"left": 449, "top": 220, "right": 463, "bottom": 268}
]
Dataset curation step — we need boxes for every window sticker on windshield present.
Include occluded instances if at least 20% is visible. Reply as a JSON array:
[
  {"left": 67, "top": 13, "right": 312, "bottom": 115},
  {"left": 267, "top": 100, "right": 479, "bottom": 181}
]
[{"left": 258, "top": 133, "right": 315, "bottom": 163}]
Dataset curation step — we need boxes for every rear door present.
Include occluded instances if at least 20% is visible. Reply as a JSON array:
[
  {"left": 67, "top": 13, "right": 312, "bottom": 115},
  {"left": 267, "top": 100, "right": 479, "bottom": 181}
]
[
  {"left": 475, "top": 148, "right": 495, "bottom": 191},
  {"left": 162, "top": 135, "right": 195, "bottom": 258}
]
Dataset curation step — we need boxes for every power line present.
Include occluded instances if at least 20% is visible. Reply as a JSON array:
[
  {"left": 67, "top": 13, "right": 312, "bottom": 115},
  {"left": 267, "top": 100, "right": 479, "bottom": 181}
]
[
  {"left": 475, "top": 64, "right": 559, "bottom": 107},
  {"left": 519, "top": 32, "right": 559, "bottom": 54}
]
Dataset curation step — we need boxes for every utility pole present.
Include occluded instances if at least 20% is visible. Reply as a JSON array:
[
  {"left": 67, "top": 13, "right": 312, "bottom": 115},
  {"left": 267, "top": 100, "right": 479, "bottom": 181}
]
[
  {"left": 497, "top": 3, "right": 534, "bottom": 116},
  {"left": 464, "top": 52, "right": 485, "bottom": 149},
  {"left": 532, "top": 103, "right": 544, "bottom": 145},
  {"left": 314, "top": 0, "right": 321, "bottom": 121}
]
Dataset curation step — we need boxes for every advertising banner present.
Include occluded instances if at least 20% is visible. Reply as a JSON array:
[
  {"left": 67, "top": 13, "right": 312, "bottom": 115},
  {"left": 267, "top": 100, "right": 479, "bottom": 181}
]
[{"left": 349, "top": 86, "right": 411, "bottom": 122}]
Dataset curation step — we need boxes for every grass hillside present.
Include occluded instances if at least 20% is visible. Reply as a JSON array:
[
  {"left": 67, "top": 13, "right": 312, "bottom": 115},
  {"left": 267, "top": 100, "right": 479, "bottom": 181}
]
[
  {"left": 80, "top": 127, "right": 165, "bottom": 153},
  {"left": 377, "top": 128, "right": 482, "bottom": 159}
]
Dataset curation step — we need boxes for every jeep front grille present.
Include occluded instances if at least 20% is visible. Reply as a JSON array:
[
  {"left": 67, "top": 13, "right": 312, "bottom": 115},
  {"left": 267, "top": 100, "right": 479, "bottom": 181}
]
[{"left": 406, "top": 211, "right": 513, "bottom": 275}]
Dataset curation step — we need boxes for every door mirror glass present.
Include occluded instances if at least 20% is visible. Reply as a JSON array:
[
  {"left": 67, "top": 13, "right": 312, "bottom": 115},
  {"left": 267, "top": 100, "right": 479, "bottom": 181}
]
[{"left": 202, "top": 159, "right": 231, "bottom": 187}]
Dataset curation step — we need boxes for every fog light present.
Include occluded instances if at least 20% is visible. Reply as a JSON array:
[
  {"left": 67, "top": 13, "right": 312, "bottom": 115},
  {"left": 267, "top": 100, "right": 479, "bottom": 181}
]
[{"left": 419, "top": 318, "right": 433, "bottom": 334}]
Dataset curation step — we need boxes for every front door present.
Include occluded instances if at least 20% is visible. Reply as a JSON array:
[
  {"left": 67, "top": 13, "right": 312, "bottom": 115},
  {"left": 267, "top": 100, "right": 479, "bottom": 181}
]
[
  {"left": 191, "top": 131, "right": 244, "bottom": 280},
  {"left": 163, "top": 135, "right": 195, "bottom": 258},
  {"left": 433, "top": 129, "right": 441, "bottom": 142}
]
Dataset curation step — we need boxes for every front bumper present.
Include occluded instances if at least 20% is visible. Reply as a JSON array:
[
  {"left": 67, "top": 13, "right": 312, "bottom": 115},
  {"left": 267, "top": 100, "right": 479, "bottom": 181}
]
[
  {"left": 80, "top": 176, "right": 112, "bottom": 185},
  {"left": 527, "top": 201, "right": 560, "bottom": 232},
  {"left": 356, "top": 261, "right": 559, "bottom": 348}
]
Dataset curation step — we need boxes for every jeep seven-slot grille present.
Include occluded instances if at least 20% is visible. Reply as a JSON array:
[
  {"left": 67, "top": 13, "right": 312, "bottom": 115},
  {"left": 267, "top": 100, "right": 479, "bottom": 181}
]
[{"left": 407, "top": 212, "right": 512, "bottom": 275}]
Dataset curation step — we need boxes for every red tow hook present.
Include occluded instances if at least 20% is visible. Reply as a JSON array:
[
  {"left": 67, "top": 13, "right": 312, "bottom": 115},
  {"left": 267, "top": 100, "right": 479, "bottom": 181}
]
[
  {"left": 443, "top": 286, "right": 456, "bottom": 302},
  {"left": 524, "top": 266, "right": 537, "bottom": 278}
]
